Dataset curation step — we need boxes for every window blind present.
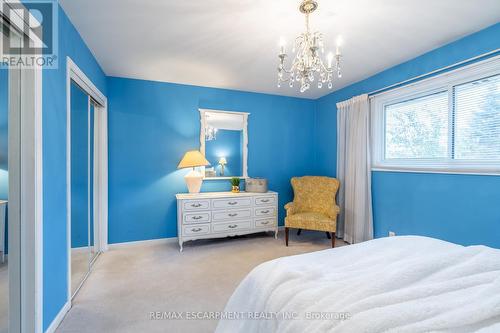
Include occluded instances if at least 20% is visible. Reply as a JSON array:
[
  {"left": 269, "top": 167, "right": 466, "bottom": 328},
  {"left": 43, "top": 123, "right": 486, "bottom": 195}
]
[
  {"left": 453, "top": 74, "right": 500, "bottom": 160},
  {"left": 385, "top": 91, "right": 449, "bottom": 159}
]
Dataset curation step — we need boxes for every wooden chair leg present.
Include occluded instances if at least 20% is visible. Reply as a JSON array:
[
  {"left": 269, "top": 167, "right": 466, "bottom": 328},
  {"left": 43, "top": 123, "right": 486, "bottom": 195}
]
[
  {"left": 297, "top": 229, "right": 302, "bottom": 236},
  {"left": 285, "top": 227, "right": 289, "bottom": 246},
  {"left": 326, "top": 232, "right": 331, "bottom": 239},
  {"left": 331, "top": 232, "right": 336, "bottom": 248}
]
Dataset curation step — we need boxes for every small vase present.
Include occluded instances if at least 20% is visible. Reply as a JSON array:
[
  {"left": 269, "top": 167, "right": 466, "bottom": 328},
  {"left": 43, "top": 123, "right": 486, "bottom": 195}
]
[{"left": 231, "top": 185, "right": 240, "bottom": 193}]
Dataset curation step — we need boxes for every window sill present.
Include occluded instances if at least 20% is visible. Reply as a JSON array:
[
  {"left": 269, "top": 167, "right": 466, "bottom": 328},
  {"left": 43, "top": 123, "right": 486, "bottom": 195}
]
[{"left": 371, "top": 166, "right": 500, "bottom": 176}]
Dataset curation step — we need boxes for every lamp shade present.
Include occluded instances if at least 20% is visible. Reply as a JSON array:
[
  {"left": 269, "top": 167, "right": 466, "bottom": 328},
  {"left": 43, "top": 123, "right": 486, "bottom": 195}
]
[
  {"left": 218, "top": 157, "right": 227, "bottom": 165},
  {"left": 177, "top": 150, "right": 210, "bottom": 169}
]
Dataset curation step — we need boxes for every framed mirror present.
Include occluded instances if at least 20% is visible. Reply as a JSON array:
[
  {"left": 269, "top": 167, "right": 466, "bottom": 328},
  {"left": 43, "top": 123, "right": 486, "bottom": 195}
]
[{"left": 199, "top": 109, "right": 249, "bottom": 180}]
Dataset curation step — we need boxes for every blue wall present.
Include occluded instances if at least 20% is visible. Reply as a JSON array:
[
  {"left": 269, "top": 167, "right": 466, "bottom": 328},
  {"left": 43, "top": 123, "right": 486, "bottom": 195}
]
[
  {"left": 42, "top": 4, "right": 107, "bottom": 330},
  {"left": 205, "top": 129, "right": 242, "bottom": 177},
  {"left": 315, "top": 23, "right": 500, "bottom": 248},
  {"left": 107, "top": 77, "right": 316, "bottom": 244}
]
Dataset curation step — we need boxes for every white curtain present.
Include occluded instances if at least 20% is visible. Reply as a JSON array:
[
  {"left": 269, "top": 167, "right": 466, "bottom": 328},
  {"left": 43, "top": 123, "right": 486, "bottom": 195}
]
[{"left": 336, "top": 94, "right": 373, "bottom": 244}]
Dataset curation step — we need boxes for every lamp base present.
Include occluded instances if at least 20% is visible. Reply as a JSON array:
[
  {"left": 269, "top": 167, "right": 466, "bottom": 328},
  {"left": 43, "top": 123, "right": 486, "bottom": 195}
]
[{"left": 184, "top": 169, "right": 204, "bottom": 193}]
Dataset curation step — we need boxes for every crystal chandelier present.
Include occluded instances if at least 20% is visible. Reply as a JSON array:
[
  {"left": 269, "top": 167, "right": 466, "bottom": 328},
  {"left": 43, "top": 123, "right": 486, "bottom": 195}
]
[{"left": 277, "top": 0, "right": 342, "bottom": 93}]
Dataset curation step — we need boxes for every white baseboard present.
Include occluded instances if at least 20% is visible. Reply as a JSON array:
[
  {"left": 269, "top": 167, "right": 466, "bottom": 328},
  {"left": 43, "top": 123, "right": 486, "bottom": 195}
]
[
  {"left": 107, "top": 229, "right": 285, "bottom": 250},
  {"left": 45, "top": 301, "right": 70, "bottom": 333},
  {"left": 108, "top": 237, "right": 178, "bottom": 249}
]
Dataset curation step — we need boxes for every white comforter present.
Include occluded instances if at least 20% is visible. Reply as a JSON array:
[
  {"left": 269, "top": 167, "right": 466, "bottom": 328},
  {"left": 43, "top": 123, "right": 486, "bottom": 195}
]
[{"left": 216, "top": 236, "right": 500, "bottom": 333}]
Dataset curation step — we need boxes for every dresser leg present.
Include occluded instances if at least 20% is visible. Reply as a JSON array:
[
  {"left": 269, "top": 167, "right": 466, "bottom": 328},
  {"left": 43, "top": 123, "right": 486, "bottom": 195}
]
[
  {"left": 274, "top": 228, "right": 278, "bottom": 239},
  {"left": 179, "top": 242, "right": 183, "bottom": 252}
]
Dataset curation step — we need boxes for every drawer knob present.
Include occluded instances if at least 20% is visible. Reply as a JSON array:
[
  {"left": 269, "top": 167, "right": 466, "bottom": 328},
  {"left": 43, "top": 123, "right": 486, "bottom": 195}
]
[
  {"left": 228, "top": 224, "right": 238, "bottom": 229},
  {"left": 261, "top": 199, "right": 270, "bottom": 203},
  {"left": 228, "top": 201, "right": 238, "bottom": 205},
  {"left": 261, "top": 221, "right": 270, "bottom": 225},
  {"left": 192, "top": 216, "right": 203, "bottom": 220},
  {"left": 191, "top": 228, "right": 202, "bottom": 232},
  {"left": 191, "top": 203, "right": 202, "bottom": 208},
  {"left": 260, "top": 210, "right": 270, "bottom": 214},
  {"left": 228, "top": 213, "right": 238, "bottom": 217}
]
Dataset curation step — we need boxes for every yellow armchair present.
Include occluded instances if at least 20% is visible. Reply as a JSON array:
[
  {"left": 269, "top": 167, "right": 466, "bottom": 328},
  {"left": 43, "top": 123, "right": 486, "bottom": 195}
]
[{"left": 285, "top": 176, "right": 340, "bottom": 248}]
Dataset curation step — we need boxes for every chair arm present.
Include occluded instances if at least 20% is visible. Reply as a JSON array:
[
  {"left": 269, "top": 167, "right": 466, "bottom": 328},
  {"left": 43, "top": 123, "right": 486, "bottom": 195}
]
[
  {"left": 328, "top": 205, "right": 341, "bottom": 219},
  {"left": 284, "top": 202, "right": 296, "bottom": 216}
]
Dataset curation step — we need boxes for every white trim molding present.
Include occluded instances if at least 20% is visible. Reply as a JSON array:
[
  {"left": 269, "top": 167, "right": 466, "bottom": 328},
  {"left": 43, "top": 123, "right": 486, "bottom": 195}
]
[
  {"left": 44, "top": 301, "right": 70, "bottom": 333},
  {"left": 108, "top": 237, "right": 179, "bottom": 249},
  {"left": 371, "top": 55, "right": 500, "bottom": 175}
]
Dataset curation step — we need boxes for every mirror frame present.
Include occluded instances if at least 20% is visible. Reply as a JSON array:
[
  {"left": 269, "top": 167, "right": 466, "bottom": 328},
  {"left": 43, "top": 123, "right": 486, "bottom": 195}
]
[{"left": 199, "top": 108, "right": 249, "bottom": 180}]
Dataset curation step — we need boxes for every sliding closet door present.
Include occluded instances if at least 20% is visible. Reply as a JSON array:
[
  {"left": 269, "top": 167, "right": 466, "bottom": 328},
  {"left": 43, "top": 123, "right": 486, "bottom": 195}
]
[
  {"left": 89, "top": 101, "right": 99, "bottom": 263},
  {"left": 70, "top": 82, "right": 90, "bottom": 296},
  {"left": 0, "top": 60, "right": 10, "bottom": 333},
  {"left": 1, "top": 22, "right": 23, "bottom": 332}
]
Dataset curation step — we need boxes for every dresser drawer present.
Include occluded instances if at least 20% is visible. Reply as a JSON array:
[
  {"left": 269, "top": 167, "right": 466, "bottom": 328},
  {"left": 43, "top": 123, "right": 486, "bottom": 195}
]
[
  {"left": 183, "top": 200, "right": 210, "bottom": 211},
  {"left": 212, "top": 220, "right": 252, "bottom": 233},
  {"left": 255, "top": 218, "right": 276, "bottom": 228},
  {"left": 183, "top": 212, "right": 210, "bottom": 224},
  {"left": 254, "top": 207, "right": 276, "bottom": 217},
  {"left": 183, "top": 224, "right": 210, "bottom": 236},
  {"left": 212, "top": 209, "right": 252, "bottom": 221},
  {"left": 212, "top": 198, "right": 251, "bottom": 209},
  {"left": 255, "top": 196, "right": 276, "bottom": 206}
]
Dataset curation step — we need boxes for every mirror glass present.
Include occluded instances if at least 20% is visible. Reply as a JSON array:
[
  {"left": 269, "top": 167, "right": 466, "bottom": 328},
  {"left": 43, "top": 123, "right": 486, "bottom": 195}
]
[
  {"left": 202, "top": 111, "right": 246, "bottom": 178},
  {"left": 70, "top": 81, "right": 90, "bottom": 296}
]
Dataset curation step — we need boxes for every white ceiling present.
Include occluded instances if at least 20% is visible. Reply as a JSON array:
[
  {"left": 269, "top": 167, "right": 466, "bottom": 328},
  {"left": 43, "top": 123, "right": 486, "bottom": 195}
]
[{"left": 60, "top": 0, "right": 500, "bottom": 99}]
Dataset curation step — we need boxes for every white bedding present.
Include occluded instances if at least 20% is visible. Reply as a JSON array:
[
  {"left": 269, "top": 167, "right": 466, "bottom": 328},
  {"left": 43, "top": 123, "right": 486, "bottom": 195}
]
[{"left": 216, "top": 236, "right": 500, "bottom": 333}]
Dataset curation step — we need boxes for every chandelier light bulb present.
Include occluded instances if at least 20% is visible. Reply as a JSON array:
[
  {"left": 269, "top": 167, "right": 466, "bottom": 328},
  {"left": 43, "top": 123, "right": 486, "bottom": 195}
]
[
  {"left": 327, "top": 52, "right": 334, "bottom": 68},
  {"left": 336, "top": 36, "right": 343, "bottom": 55},
  {"left": 279, "top": 37, "right": 286, "bottom": 54}
]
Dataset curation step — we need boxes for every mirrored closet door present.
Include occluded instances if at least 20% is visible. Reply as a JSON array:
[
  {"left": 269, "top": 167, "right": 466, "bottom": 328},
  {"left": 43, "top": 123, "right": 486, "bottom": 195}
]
[
  {"left": 0, "top": 26, "right": 21, "bottom": 333},
  {"left": 70, "top": 81, "right": 102, "bottom": 297}
]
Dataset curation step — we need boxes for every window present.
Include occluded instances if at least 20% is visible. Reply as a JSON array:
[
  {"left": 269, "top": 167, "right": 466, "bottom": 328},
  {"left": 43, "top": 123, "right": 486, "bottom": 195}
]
[
  {"left": 454, "top": 75, "right": 500, "bottom": 160},
  {"left": 372, "top": 57, "right": 500, "bottom": 174}
]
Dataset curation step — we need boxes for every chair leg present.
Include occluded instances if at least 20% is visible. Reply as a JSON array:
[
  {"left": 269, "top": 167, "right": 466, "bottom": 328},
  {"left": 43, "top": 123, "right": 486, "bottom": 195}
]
[
  {"left": 285, "top": 227, "right": 289, "bottom": 247},
  {"left": 297, "top": 229, "right": 302, "bottom": 236},
  {"left": 331, "top": 232, "right": 336, "bottom": 248},
  {"left": 326, "top": 232, "right": 331, "bottom": 239}
]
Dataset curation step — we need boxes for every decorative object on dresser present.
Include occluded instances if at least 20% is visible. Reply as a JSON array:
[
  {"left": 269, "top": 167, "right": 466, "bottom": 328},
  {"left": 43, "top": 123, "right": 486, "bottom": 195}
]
[
  {"left": 177, "top": 150, "right": 211, "bottom": 193},
  {"left": 245, "top": 178, "right": 268, "bottom": 193},
  {"left": 176, "top": 191, "right": 278, "bottom": 251},
  {"left": 230, "top": 177, "right": 240, "bottom": 193}
]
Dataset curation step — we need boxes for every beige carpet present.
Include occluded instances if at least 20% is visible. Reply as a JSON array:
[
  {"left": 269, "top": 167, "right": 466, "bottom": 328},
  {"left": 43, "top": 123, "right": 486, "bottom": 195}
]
[{"left": 56, "top": 230, "right": 347, "bottom": 333}]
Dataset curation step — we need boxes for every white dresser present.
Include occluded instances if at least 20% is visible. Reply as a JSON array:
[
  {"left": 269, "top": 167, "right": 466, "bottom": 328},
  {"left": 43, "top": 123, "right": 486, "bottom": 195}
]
[{"left": 176, "top": 191, "right": 278, "bottom": 251}]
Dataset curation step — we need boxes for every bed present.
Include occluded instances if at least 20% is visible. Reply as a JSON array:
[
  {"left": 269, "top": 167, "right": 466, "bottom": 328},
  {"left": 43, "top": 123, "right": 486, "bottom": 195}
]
[{"left": 216, "top": 236, "right": 500, "bottom": 333}]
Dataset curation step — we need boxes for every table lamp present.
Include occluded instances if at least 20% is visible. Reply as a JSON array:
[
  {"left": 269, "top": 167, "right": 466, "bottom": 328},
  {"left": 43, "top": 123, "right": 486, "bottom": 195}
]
[
  {"left": 178, "top": 150, "right": 210, "bottom": 193},
  {"left": 218, "top": 157, "right": 227, "bottom": 177}
]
